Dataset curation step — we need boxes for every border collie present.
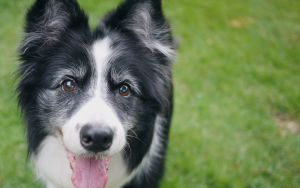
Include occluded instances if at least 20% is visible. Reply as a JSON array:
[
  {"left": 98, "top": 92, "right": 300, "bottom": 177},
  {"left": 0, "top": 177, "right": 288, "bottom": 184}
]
[{"left": 17, "top": 0, "right": 175, "bottom": 187}]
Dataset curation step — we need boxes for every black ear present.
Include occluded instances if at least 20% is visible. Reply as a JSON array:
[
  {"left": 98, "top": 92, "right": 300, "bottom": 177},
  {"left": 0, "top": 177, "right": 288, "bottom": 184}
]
[
  {"left": 103, "top": 0, "right": 176, "bottom": 60},
  {"left": 20, "top": 0, "right": 89, "bottom": 54}
]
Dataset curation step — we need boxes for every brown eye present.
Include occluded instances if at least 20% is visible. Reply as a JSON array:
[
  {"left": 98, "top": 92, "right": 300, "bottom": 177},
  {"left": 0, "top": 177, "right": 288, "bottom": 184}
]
[
  {"left": 119, "top": 85, "right": 130, "bottom": 96},
  {"left": 62, "top": 80, "right": 76, "bottom": 92}
]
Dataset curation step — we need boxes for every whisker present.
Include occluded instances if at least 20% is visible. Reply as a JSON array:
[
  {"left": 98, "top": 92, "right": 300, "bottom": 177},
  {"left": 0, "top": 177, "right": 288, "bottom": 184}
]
[
  {"left": 122, "top": 141, "right": 132, "bottom": 159},
  {"left": 127, "top": 129, "right": 146, "bottom": 145},
  {"left": 128, "top": 129, "right": 138, "bottom": 138},
  {"left": 126, "top": 135, "right": 146, "bottom": 145}
]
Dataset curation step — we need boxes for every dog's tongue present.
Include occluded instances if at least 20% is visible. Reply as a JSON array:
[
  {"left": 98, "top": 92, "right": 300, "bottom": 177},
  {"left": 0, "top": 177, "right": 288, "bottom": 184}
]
[{"left": 70, "top": 156, "right": 110, "bottom": 188}]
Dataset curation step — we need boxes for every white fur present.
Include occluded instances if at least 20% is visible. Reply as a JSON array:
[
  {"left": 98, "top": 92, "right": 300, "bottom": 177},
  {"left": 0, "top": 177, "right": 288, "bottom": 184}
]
[
  {"left": 93, "top": 37, "right": 112, "bottom": 97},
  {"left": 105, "top": 154, "right": 129, "bottom": 188},
  {"left": 35, "top": 136, "right": 74, "bottom": 188}
]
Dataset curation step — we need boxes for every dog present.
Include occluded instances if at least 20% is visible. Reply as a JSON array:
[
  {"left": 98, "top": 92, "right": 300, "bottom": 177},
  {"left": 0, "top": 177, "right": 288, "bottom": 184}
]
[{"left": 16, "top": 0, "right": 176, "bottom": 187}]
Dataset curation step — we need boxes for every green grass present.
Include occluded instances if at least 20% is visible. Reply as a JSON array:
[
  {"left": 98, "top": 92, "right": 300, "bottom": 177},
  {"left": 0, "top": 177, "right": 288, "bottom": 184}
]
[{"left": 0, "top": 0, "right": 299, "bottom": 187}]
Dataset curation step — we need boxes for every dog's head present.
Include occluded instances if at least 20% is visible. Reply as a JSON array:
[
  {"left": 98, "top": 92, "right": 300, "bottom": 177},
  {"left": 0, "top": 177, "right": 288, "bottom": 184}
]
[{"left": 17, "top": 0, "right": 175, "bottom": 186}]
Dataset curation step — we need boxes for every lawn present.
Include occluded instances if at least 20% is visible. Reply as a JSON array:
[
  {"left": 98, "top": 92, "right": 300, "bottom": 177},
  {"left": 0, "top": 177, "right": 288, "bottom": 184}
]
[{"left": 0, "top": 0, "right": 300, "bottom": 187}]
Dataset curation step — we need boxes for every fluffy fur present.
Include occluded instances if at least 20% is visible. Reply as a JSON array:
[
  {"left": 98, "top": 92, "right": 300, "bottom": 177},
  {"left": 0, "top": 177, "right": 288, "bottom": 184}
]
[{"left": 17, "top": 0, "right": 176, "bottom": 187}]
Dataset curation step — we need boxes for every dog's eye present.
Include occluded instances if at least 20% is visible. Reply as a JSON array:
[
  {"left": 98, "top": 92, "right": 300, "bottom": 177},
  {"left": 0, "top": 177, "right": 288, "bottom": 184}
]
[
  {"left": 62, "top": 80, "right": 76, "bottom": 92},
  {"left": 119, "top": 85, "right": 130, "bottom": 96}
]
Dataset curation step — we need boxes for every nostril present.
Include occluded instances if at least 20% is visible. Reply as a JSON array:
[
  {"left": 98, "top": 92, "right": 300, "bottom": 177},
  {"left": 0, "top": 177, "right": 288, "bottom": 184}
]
[
  {"left": 81, "top": 136, "right": 93, "bottom": 146},
  {"left": 80, "top": 125, "right": 94, "bottom": 147},
  {"left": 102, "top": 137, "right": 111, "bottom": 145},
  {"left": 102, "top": 136, "right": 112, "bottom": 148},
  {"left": 82, "top": 137, "right": 91, "bottom": 143}
]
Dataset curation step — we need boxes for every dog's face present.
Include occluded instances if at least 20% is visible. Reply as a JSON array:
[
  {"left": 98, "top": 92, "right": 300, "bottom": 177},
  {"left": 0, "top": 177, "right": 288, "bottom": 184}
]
[
  {"left": 54, "top": 36, "right": 164, "bottom": 158},
  {"left": 18, "top": 0, "right": 174, "bottom": 161}
]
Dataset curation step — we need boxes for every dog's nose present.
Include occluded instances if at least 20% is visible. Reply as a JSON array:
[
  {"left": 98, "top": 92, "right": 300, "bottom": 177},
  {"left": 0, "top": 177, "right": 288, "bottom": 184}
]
[{"left": 80, "top": 125, "right": 114, "bottom": 153}]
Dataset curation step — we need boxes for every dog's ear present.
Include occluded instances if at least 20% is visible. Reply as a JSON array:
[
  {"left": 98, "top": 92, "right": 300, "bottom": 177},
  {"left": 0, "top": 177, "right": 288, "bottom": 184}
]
[
  {"left": 103, "top": 0, "right": 176, "bottom": 60},
  {"left": 20, "top": 0, "right": 89, "bottom": 54}
]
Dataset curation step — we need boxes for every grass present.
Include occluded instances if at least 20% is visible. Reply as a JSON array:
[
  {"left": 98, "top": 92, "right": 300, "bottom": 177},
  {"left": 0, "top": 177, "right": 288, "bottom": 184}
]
[{"left": 0, "top": 0, "right": 299, "bottom": 187}]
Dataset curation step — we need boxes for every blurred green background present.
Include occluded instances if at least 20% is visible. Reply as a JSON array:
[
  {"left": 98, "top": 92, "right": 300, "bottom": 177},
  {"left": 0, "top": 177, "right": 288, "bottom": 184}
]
[{"left": 0, "top": 0, "right": 300, "bottom": 187}]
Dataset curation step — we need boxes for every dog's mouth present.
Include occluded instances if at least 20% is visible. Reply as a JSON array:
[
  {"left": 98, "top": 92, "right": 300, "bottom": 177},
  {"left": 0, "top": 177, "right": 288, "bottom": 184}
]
[
  {"left": 65, "top": 148, "right": 111, "bottom": 188},
  {"left": 58, "top": 129, "right": 111, "bottom": 188}
]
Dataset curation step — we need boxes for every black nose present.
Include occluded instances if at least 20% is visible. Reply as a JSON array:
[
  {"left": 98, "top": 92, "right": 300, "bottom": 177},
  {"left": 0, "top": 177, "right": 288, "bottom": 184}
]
[{"left": 80, "top": 125, "right": 114, "bottom": 153}]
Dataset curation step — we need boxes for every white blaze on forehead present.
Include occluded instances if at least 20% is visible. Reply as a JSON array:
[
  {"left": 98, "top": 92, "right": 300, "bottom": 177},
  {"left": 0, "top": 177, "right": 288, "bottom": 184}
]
[{"left": 92, "top": 37, "right": 112, "bottom": 97}]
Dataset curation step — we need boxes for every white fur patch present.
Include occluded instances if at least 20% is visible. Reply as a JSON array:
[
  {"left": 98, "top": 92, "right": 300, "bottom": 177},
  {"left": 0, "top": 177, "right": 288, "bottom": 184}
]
[
  {"left": 93, "top": 37, "right": 112, "bottom": 97},
  {"left": 35, "top": 136, "right": 73, "bottom": 188},
  {"left": 105, "top": 153, "right": 129, "bottom": 188}
]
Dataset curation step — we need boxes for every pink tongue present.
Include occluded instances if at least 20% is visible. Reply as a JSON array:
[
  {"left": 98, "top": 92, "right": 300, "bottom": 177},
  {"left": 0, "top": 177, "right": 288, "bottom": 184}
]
[{"left": 71, "top": 156, "right": 109, "bottom": 188}]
